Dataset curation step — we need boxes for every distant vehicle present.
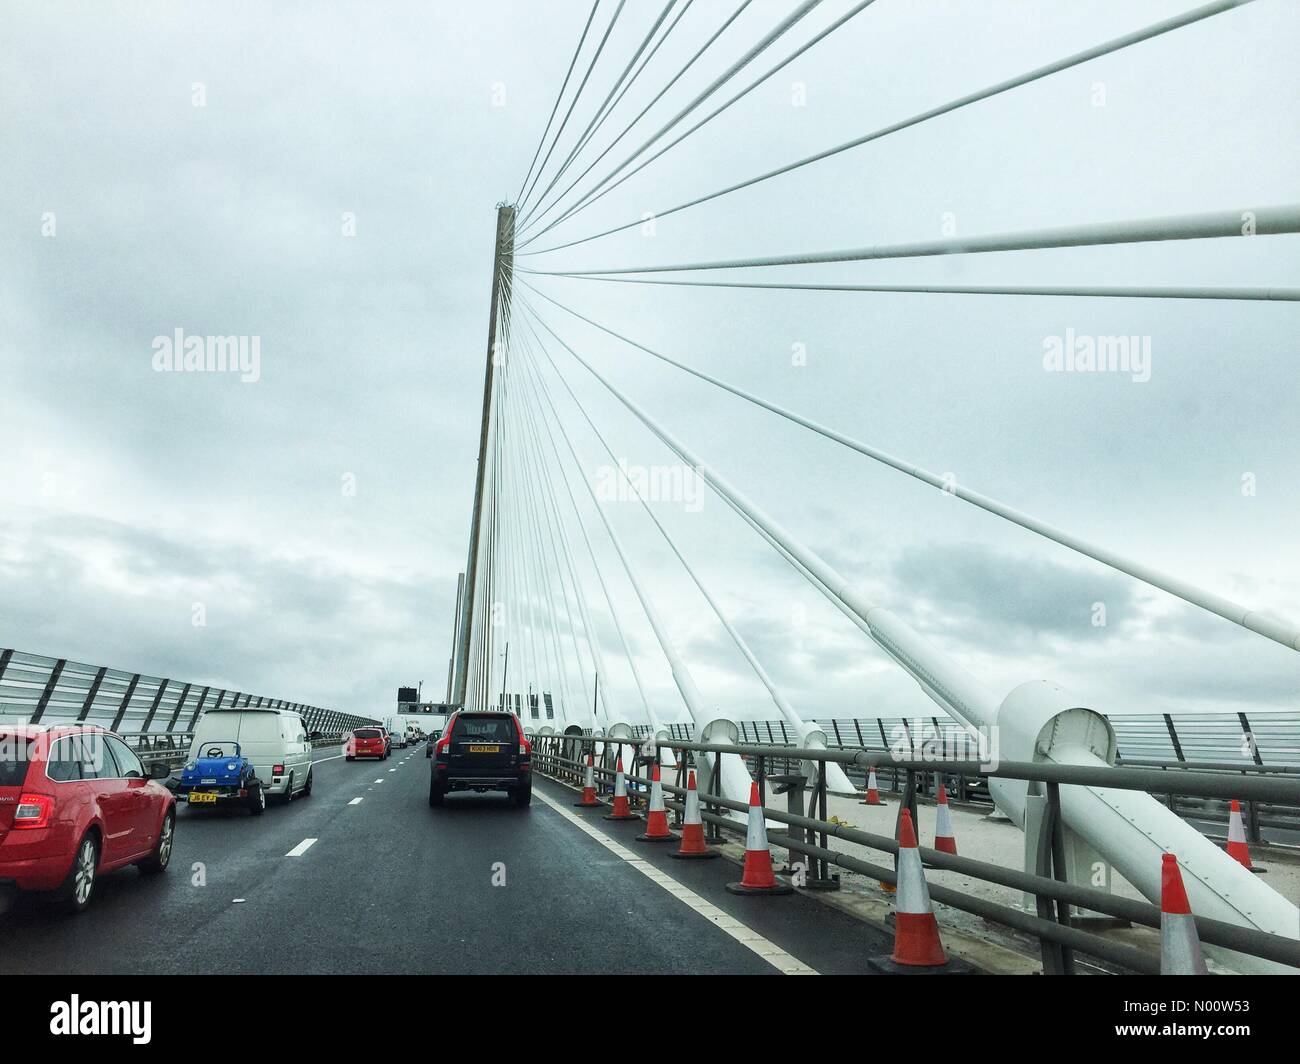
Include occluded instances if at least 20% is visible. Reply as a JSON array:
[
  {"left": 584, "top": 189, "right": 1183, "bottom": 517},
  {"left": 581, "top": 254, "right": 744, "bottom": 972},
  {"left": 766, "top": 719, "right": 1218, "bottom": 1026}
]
[
  {"left": 429, "top": 711, "right": 531, "bottom": 808},
  {"left": 175, "top": 741, "right": 265, "bottom": 814},
  {"left": 425, "top": 728, "right": 443, "bottom": 758},
  {"left": 406, "top": 721, "right": 422, "bottom": 745},
  {"left": 346, "top": 727, "right": 388, "bottom": 761},
  {"left": 189, "top": 707, "right": 318, "bottom": 803},
  {"left": 0, "top": 725, "right": 176, "bottom": 913},
  {"left": 386, "top": 718, "right": 408, "bottom": 750}
]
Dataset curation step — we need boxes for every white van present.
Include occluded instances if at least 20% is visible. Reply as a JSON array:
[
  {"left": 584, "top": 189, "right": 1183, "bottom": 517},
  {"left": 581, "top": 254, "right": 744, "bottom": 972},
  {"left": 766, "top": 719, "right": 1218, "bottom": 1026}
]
[{"left": 189, "top": 706, "right": 316, "bottom": 801}]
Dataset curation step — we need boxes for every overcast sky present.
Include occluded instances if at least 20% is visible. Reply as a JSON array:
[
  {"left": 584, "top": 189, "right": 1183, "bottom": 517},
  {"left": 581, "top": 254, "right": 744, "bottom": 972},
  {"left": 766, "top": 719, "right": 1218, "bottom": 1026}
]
[{"left": 1, "top": 0, "right": 1297, "bottom": 729}]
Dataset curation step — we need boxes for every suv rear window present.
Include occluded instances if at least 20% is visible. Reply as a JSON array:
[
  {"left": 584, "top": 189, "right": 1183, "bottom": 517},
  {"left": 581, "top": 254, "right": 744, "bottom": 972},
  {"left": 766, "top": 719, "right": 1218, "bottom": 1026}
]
[
  {"left": 452, "top": 716, "right": 516, "bottom": 743},
  {"left": 0, "top": 734, "right": 33, "bottom": 787},
  {"left": 355, "top": 729, "right": 381, "bottom": 738}
]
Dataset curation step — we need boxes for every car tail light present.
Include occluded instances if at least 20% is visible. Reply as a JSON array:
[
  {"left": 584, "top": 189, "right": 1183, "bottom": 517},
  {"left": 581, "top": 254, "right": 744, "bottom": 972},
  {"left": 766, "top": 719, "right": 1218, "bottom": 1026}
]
[
  {"left": 13, "top": 793, "right": 53, "bottom": 830},
  {"left": 273, "top": 764, "right": 285, "bottom": 776},
  {"left": 435, "top": 736, "right": 451, "bottom": 756}
]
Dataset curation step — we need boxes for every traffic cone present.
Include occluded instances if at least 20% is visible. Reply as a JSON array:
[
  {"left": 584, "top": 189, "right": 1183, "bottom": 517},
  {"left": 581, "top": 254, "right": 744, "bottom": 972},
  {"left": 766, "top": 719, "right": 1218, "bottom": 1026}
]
[
  {"left": 602, "top": 757, "right": 639, "bottom": 821},
  {"left": 933, "top": 785, "right": 957, "bottom": 855},
  {"left": 861, "top": 767, "right": 884, "bottom": 806},
  {"left": 636, "top": 764, "right": 676, "bottom": 842},
  {"left": 726, "top": 782, "right": 793, "bottom": 895},
  {"left": 573, "top": 755, "right": 600, "bottom": 808},
  {"left": 890, "top": 809, "right": 947, "bottom": 966},
  {"left": 1225, "top": 800, "right": 1253, "bottom": 870},
  {"left": 671, "top": 770, "right": 718, "bottom": 860},
  {"left": 1161, "top": 853, "right": 1208, "bottom": 975}
]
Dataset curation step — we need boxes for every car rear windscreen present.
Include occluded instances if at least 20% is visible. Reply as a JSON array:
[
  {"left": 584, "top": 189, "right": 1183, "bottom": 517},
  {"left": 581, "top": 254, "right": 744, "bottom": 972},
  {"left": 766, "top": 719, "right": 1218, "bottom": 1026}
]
[
  {"left": 355, "top": 729, "right": 381, "bottom": 738},
  {"left": 0, "top": 735, "right": 33, "bottom": 787},
  {"left": 453, "top": 717, "right": 516, "bottom": 743}
]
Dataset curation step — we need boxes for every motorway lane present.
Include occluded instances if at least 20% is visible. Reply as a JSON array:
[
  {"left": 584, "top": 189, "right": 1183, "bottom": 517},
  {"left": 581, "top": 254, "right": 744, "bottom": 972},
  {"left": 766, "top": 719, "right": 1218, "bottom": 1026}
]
[{"left": 2, "top": 745, "right": 883, "bottom": 974}]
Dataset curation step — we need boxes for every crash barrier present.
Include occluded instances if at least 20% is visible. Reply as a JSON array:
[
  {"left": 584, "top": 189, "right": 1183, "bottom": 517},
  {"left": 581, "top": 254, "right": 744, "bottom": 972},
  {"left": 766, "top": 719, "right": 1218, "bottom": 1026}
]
[
  {"left": 529, "top": 734, "right": 1300, "bottom": 976},
  {"left": 667, "top": 711, "right": 1300, "bottom": 846},
  {"left": 0, "top": 647, "right": 380, "bottom": 739},
  {"left": 118, "top": 733, "right": 345, "bottom": 771}
]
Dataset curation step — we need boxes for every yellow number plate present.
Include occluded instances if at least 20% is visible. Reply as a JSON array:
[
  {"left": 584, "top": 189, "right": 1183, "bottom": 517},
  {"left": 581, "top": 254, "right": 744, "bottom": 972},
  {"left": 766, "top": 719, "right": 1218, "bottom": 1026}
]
[
  {"left": 188, "top": 792, "right": 218, "bottom": 804},
  {"left": 469, "top": 744, "right": 500, "bottom": 753}
]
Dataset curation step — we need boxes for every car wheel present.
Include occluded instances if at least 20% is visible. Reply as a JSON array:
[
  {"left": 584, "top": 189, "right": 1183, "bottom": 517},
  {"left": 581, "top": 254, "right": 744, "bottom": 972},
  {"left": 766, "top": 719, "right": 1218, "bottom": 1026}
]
[
  {"left": 302, "top": 768, "right": 313, "bottom": 798},
  {"left": 56, "top": 834, "right": 99, "bottom": 913},
  {"left": 514, "top": 783, "right": 532, "bottom": 809},
  {"left": 247, "top": 783, "right": 266, "bottom": 816},
  {"left": 429, "top": 778, "right": 444, "bottom": 808},
  {"left": 139, "top": 810, "right": 174, "bottom": 874},
  {"left": 346, "top": 755, "right": 354, "bottom": 762}
]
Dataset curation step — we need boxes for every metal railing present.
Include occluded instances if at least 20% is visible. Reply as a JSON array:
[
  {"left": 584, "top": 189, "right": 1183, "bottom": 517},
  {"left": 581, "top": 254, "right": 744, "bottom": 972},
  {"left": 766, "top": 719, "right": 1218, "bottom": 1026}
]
[
  {"left": 530, "top": 733, "right": 1300, "bottom": 976},
  {"left": 0, "top": 647, "right": 380, "bottom": 739}
]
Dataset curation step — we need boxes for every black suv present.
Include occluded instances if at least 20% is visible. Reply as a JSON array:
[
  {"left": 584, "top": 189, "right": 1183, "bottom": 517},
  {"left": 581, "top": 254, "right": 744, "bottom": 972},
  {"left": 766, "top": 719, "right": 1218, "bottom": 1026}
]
[{"left": 429, "top": 712, "right": 531, "bottom": 808}]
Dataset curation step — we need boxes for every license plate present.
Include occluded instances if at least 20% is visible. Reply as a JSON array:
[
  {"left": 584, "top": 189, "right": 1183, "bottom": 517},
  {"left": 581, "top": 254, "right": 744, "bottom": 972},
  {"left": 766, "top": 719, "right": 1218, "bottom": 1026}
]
[
  {"left": 469, "top": 744, "right": 500, "bottom": 753},
  {"left": 189, "top": 792, "right": 218, "bottom": 804}
]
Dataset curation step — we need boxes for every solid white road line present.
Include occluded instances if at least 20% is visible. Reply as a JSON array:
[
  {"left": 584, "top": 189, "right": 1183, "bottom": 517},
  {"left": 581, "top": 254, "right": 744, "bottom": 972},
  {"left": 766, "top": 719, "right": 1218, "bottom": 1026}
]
[
  {"left": 285, "top": 838, "right": 318, "bottom": 858},
  {"left": 533, "top": 789, "right": 817, "bottom": 975},
  {"left": 348, "top": 797, "right": 364, "bottom": 806},
  {"left": 312, "top": 754, "right": 345, "bottom": 765}
]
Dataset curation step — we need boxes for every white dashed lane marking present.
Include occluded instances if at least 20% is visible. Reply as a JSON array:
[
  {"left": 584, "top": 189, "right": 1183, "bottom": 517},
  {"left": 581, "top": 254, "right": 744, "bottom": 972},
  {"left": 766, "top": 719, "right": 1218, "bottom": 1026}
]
[
  {"left": 533, "top": 789, "right": 817, "bottom": 975},
  {"left": 285, "top": 838, "right": 318, "bottom": 858},
  {"left": 348, "top": 797, "right": 364, "bottom": 806}
]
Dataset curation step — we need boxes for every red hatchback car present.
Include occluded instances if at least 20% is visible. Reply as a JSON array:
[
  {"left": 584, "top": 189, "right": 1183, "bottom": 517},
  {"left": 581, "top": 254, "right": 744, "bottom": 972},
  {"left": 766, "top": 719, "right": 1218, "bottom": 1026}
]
[
  {"left": 346, "top": 727, "right": 388, "bottom": 761},
  {"left": 0, "top": 725, "right": 176, "bottom": 914}
]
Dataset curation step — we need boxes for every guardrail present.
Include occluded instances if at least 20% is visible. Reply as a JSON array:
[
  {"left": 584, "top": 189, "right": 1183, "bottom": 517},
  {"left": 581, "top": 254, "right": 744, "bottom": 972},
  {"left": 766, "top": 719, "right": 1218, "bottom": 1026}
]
[
  {"left": 664, "top": 712, "right": 1300, "bottom": 844},
  {"left": 0, "top": 647, "right": 380, "bottom": 738},
  {"left": 530, "top": 733, "right": 1300, "bottom": 976},
  {"left": 116, "top": 732, "right": 345, "bottom": 772}
]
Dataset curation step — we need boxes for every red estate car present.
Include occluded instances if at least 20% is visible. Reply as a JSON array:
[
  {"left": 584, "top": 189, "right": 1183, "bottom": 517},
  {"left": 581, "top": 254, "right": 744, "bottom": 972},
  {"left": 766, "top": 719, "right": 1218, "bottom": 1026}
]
[
  {"left": 345, "top": 727, "right": 388, "bottom": 761},
  {"left": 0, "top": 725, "right": 176, "bottom": 914}
]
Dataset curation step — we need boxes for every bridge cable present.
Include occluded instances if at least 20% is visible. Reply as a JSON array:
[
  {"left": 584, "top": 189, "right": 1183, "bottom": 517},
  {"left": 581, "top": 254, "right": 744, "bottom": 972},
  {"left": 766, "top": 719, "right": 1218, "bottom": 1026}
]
[
  {"left": 519, "top": 268, "right": 1300, "bottom": 304},
  {"left": 515, "top": 1, "right": 602, "bottom": 208},
  {"left": 517, "top": 0, "right": 824, "bottom": 243},
  {"left": 522, "top": 0, "right": 1258, "bottom": 256},
  {"left": 504, "top": 364, "right": 590, "bottom": 723},
  {"left": 515, "top": 317, "right": 705, "bottom": 733},
  {"left": 512, "top": 332, "right": 657, "bottom": 727},
  {"left": 522, "top": 0, "right": 683, "bottom": 229},
  {"left": 516, "top": 0, "right": 752, "bottom": 243},
  {"left": 529, "top": 201, "right": 1300, "bottom": 276},
  {"left": 520, "top": 281, "right": 1300, "bottom": 655},
  {"left": 521, "top": 0, "right": 878, "bottom": 247},
  {"left": 518, "top": 0, "right": 629, "bottom": 222},
  {"left": 504, "top": 365, "right": 602, "bottom": 725},
  {"left": 526, "top": 307, "right": 850, "bottom": 756}
]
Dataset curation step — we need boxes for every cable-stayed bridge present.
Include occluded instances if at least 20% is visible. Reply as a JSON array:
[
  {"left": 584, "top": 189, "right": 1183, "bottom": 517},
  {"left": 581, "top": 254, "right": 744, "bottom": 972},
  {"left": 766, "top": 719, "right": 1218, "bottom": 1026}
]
[{"left": 5, "top": 0, "right": 1299, "bottom": 980}]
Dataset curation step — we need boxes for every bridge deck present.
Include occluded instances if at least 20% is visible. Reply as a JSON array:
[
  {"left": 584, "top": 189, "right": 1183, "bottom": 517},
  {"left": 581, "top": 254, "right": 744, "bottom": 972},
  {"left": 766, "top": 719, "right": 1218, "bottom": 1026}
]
[{"left": 1, "top": 745, "right": 888, "bottom": 975}]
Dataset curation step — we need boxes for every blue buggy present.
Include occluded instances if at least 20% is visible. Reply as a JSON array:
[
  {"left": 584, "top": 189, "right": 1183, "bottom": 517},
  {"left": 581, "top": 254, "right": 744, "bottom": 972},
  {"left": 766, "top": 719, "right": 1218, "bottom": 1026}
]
[{"left": 175, "top": 741, "right": 266, "bottom": 815}]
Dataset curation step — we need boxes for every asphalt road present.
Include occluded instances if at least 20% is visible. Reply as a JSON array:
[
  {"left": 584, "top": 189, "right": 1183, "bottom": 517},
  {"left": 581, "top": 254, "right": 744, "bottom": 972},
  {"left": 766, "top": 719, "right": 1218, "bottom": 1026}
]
[{"left": 0, "top": 745, "right": 891, "bottom": 974}]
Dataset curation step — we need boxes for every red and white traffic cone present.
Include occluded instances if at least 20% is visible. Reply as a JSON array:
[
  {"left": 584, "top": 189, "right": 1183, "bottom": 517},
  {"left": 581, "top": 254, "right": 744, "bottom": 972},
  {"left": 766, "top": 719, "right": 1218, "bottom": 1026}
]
[
  {"left": 573, "top": 754, "right": 600, "bottom": 808},
  {"left": 671, "top": 770, "right": 718, "bottom": 861},
  {"left": 636, "top": 764, "right": 676, "bottom": 842},
  {"left": 861, "top": 767, "right": 884, "bottom": 806},
  {"left": 889, "top": 809, "right": 948, "bottom": 967},
  {"left": 1161, "top": 853, "right": 1208, "bottom": 975},
  {"left": 602, "top": 758, "right": 639, "bottom": 821},
  {"left": 1226, "top": 800, "right": 1253, "bottom": 870},
  {"left": 726, "top": 782, "right": 793, "bottom": 895},
  {"left": 934, "top": 785, "right": 957, "bottom": 855}
]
